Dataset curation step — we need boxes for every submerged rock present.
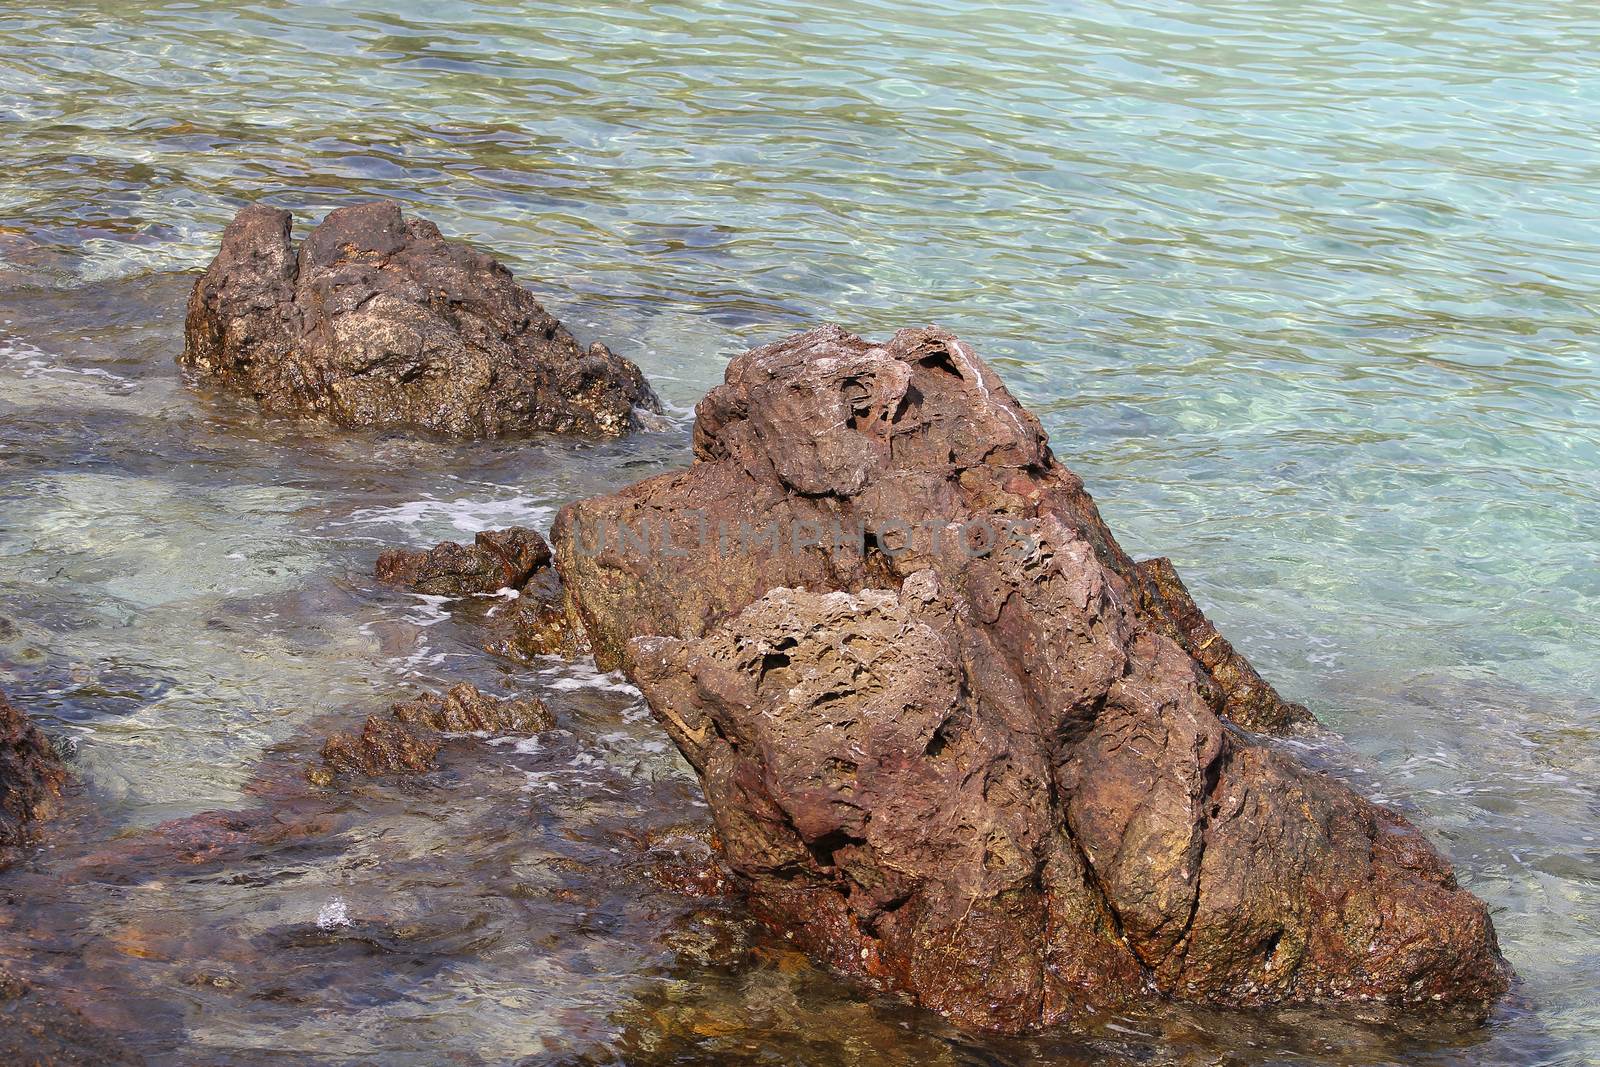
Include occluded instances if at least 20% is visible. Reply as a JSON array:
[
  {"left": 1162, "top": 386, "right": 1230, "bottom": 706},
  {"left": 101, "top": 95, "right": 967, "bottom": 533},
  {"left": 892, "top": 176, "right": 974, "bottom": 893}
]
[
  {"left": 0, "top": 969, "right": 145, "bottom": 1066},
  {"left": 311, "top": 683, "right": 552, "bottom": 785},
  {"left": 390, "top": 681, "right": 554, "bottom": 735},
  {"left": 182, "top": 202, "right": 661, "bottom": 437},
  {"left": 551, "top": 324, "right": 1508, "bottom": 1031},
  {"left": 1, "top": 687, "right": 67, "bottom": 850},
  {"left": 376, "top": 526, "right": 552, "bottom": 597}
]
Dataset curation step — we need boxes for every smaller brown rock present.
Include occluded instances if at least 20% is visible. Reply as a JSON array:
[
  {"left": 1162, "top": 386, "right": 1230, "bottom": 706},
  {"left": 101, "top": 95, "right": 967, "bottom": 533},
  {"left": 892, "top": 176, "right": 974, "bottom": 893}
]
[
  {"left": 390, "top": 682, "right": 554, "bottom": 734},
  {"left": 375, "top": 526, "right": 552, "bottom": 597},
  {"left": 181, "top": 201, "right": 661, "bottom": 438},
  {"left": 1, "top": 687, "right": 67, "bottom": 849},
  {"left": 310, "top": 682, "right": 552, "bottom": 785},
  {"left": 317, "top": 716, "right": 441, "bottom": 782},
  {"left": 484, "top": 571, "right": 587, "bottom": 661}
]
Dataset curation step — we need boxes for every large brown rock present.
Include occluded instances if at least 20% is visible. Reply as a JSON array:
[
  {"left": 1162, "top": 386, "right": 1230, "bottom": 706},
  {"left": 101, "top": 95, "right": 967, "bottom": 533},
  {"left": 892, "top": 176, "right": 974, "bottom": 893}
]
[
  {"left": 1, "top": 687, "right": 66, "bottom": 850},
  {"left": 182, "top": 202, "right": 660, "bottom": 437},
  {"left": 551, "top": 324, "right": 1508, "bottom": 1031}
]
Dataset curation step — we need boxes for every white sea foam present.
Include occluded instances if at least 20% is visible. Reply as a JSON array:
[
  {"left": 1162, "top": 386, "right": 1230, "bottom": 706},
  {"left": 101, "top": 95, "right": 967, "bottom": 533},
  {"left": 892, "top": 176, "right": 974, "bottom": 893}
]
[
  {"left": 403, "top": 593, "right": 458, "bottom": 626},
  {"left": 335, "top": 494, "right": 555, "bottom": 538},
  {"left": 316, "top": 897, "right": 351, "bottom": 930},
  {"left": 1, "top": 336, "right": 136, "bottom": 391},
  {"left": 537, "top": 660, "right": 642, "bottom": 697}
]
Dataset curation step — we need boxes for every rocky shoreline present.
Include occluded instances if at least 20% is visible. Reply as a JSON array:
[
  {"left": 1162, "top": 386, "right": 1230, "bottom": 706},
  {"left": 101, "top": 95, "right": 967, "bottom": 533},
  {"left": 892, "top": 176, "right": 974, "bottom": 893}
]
[{"left": 0, "top": 205, "right": 1512, "bottom": 1052}]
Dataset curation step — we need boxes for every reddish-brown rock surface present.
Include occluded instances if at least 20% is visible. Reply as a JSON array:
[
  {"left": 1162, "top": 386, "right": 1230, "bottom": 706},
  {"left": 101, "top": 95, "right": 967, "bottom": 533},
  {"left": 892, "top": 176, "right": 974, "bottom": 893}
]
[
  {"left": 1, "top": 687, "right": 66, "bottom": 851},
  {"left": 182, "top": 202, "right": 660, "bottom": 437},
  {"left": 483, "top": 570, "right": 589, "bottom": 661},
  {"left": 0, "top": 968, "right": 145, "bottom": 1066},
  {"left": 372, "top": 526, "right": 587, "bottom": 660},
  {"left": 375, "top": 526, "right": 552, "bottom": 597},
  {"left": 551, "top": 324, "right": 1509, "bottom": 1031},
  {"left": 312, "top": 682, "right": 552, "bottom": 785},
  {"left": 389, "top": 681, "right": 554, "bottom": 735}
]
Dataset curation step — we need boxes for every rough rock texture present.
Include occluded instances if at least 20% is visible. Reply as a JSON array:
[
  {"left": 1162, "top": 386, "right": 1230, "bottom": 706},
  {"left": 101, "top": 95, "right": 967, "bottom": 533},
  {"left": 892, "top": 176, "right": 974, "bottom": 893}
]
[
  {"left": 555, "top": 325, "right": 1307, "bottom": 735},
  {"left": 1, "top": 688, "right": 66, "bottom": 849},
  {"left": 551, "top": 324, "right": 1508, "bottom": 1031},
  {"left": 376, "top": 526, "right": 552, "bottom": 597},
  {"left": 372, "top": 525, "right": 586, "bottom": 660},
  {"left": 182, "top": 201, "right": 661, "bottom": 437},
  {"left": 312, "top": 683, "right": 551, "bottom": 785},
  {"left": 390, "top": 682, "right": 554, "bottom": 735},
  {"left": 316, "top": 715, "right": 441, "bottom": 782},
  {"left": 484, "top": 570, "right": 589, "bottom": 661}
]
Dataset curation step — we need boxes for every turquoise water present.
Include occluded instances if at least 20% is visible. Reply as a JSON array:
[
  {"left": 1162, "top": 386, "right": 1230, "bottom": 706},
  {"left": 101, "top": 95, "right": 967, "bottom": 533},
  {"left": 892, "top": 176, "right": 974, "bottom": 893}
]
[{"left": 1, "top": 1, "right": 1597, "bottom": 1062}]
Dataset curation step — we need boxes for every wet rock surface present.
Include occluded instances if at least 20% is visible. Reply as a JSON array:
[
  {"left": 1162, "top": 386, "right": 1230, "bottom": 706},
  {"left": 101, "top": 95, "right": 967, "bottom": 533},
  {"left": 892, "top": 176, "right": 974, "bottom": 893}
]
[
  {"left": 484, "top": 570, "right": 589, "bottom": 661},
  {"left": 637, "top": 825, "right": 736, "bottom": 900},
  {"left": 312, "top": 682, "right": 552, "bottom": 785},
  {"left": 1, "top": 687, "right": 67, "bottom": 851},
  {"left": 373, "top": 526, "right": 587, "bottom": 661},
  {"left": 181, "top": 201, "right": 661, "bottom": 437},
  {"left": 0, "top": 670, "right": 767, "bottom": 1065},
  {"left": 317, "top": 715, "right": 442, "bottom": 782},
  {"left": 0, "top": 969, "right": 146, "bottom": 1067},
  {"left": 553, "top": 324, "right": 1509, "bottom": 1031},
  {"left": 376, "top": 525, "right": 552, "bottom": 597},
  {"left": 390, "top": 681, "right": 554, "bottom": 735}
]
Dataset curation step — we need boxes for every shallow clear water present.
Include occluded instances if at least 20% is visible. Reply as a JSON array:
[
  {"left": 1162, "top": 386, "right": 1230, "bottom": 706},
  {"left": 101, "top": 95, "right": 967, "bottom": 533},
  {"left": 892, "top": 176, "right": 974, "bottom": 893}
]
[{"left": 1, "top": 1, "right": 1596, "bottom": 1063}]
